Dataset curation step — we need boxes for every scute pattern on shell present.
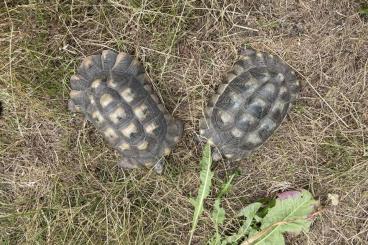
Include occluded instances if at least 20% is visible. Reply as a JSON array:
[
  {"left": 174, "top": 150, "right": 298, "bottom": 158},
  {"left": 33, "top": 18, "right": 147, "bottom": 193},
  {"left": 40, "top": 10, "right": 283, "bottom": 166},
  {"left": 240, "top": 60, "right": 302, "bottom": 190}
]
[
  {"left": 200, "top": 48, "right": 300, "bottom": 161},
  {"left": 69, "top": 50, "right": 183, "bottom": 171}
]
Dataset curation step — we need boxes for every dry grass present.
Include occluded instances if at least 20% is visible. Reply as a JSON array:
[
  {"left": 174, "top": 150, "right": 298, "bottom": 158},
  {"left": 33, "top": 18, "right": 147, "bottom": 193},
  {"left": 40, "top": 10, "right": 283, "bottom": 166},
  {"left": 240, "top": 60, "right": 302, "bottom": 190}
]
[{"left": 1, "top": 0, "right": 367, "bottom": 244}]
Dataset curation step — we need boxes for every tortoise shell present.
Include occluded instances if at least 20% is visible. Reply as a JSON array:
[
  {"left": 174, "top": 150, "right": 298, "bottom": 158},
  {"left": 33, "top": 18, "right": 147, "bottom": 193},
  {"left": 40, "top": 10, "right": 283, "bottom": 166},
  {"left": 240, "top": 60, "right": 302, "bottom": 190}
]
[
  {"left": 69, "top": 50, "right": 183, "bottom": 172},
  {"left": 199, "top": 48, "right": 300, "bottom": 161}
]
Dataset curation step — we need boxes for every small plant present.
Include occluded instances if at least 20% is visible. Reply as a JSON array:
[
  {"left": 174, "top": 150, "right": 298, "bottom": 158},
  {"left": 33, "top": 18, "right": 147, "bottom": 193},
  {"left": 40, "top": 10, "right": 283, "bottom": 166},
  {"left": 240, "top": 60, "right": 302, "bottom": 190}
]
[
  {"left": 189, "top": 143, "right": 214, "bottom": 244},
  {"left": 359, "top": 5, "right": 368, "bottom": 16},
  {"left": 359, "top": 3, "right": 368, "bottom": 20},
  {"left": 219, "top": 190, "right": 319, "bottom": 245},
  {"left": 210, "top": 173, "right": 237, "bottom": 244},
  {"left": 189, "top": 144, "right": 319, "bottom": 245}
]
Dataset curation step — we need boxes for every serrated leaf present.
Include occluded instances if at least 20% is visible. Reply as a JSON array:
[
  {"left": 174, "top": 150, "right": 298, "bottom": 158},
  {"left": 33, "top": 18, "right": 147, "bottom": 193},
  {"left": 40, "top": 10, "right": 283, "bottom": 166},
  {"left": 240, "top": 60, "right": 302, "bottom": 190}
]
[
  {"left": 210, "top": 173, "right": 237, "bottom": 245},
  {"left": 211, "top": 173, "right": 236, "bottom": 228},
  {"left": 221, "top": 202, "right": 263, "bottom": 244},
  {"left": 261, "top": 190, "right": 316, "bottom": 232},
  {"left": 247, "top": 190, "right": 317, "bottom": 245},
  {"left": 256, "top": 198, "right": 275, "bottom": 219},
  {"left": 236, "top": 202, "right": 263, "bottom": 239},
  {"left": 211, "top": 199, "right": 225, "bottom": 245},
  {"left": 189, "top": 143, "right": 214, "bottom": 244},
  {"left": 212, "top": 199, "right": 225, "bottom": 225},
  {"left": 238, "top": 202, "right": 263, "bottom": 219},
  {"left": 218, "top": 173, "right": 236, "bottom": 198},
  {"left": 212, "top": 173, "right": 237, "bottom": 226}
]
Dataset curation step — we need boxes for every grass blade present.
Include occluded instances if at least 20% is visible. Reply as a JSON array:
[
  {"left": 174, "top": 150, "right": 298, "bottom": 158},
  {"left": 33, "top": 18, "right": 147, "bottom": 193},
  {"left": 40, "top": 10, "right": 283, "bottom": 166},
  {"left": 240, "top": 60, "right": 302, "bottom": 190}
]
[
  {"left": 209, "top": 173, "right": 237, "bottom": 244},
  {"left": 189, "top": 143, "right": 214, "bottom": 244}
]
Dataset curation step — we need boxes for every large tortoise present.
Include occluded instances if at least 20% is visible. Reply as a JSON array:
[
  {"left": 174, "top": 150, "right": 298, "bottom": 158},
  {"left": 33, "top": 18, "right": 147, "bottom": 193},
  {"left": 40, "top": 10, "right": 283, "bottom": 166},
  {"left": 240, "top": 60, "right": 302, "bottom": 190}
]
[
  {"left": 200, "top": 48, "right": 300, "bottom": 161},
  {"left": 69, "top": 50, "right": 183, "bottom": 173}
]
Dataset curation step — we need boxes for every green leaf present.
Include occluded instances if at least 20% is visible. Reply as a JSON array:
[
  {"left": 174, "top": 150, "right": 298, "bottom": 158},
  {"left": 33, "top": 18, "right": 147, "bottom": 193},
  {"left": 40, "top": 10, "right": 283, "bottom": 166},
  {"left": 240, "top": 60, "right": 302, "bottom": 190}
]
[
  {"left": 189, "top": 143, "right": 214, "bottom": 244},
  {"left": 256, "top": 198, "right": 275, "bottom": 218},
  {"left": 221, "top": 202, "right": 263, "bottom": 244},
  {"left": 211, "top": 199, "right": 225, "bottom": 245},
  {"left": 218, "top": 173, "right": 237, "bottom": 198},
  {"left": 212, "top": 199, "right": 225, "bottom": 225},
  {"left": 359, "top": 7, "right": 368, "bottom": 15},
  {"left": 251, "top": 231, "right": 284, "bottom": 245},
  {"left": 248, "top": 227, "right": 258, "bottom": 238},
  {"left": 238, "top": 202, "right": 263, "bottom": 229},
  {"left": 250, "top": 190, "right": 318, "bottom": 245},
  {"left": 212, "top": 173, "right": 237, "bottom": 226},
  {"left": 210, "top": 233, "right": 222, "bottom": 245},
  {"left": 209, "top": 173, "right": 237, "bottom": 245},
  {"left": 189, "top": 198, "right": 196, "bottom": 206}
]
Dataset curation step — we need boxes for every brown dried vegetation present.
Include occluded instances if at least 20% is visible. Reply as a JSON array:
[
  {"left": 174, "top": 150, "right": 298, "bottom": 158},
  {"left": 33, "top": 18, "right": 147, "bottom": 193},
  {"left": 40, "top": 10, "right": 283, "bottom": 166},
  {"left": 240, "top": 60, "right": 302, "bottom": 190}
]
[{"left": 0, "top": 0, "right": 367, "bottom": 244}]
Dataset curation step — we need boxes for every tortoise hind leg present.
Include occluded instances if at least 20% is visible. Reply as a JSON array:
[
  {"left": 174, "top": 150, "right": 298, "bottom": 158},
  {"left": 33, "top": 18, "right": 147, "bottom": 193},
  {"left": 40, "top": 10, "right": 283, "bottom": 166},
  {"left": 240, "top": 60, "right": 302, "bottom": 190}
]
[
  {"left": 68, "top": 100, "right": 81, "bottom": 113},
  {"left": 153, "top": 159, "right": 164, "bottom": 174}
]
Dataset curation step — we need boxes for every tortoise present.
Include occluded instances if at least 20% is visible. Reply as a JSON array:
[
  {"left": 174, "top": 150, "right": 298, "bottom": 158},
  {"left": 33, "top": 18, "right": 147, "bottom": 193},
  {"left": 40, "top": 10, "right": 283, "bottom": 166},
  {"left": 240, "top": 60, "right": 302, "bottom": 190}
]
[
  {"left": 69, "top": 50, "right": 183, "bottom": 173},
  {"left": 199, "top": 48, "right": 300, "bottom": 161}
]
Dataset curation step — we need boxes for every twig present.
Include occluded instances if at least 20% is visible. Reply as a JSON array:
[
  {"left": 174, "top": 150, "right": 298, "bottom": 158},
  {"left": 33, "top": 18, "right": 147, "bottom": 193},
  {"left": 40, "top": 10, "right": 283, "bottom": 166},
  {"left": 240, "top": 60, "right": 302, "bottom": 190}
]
[{"left": 233, "top": 24, "right": 259, "bottom": 32}]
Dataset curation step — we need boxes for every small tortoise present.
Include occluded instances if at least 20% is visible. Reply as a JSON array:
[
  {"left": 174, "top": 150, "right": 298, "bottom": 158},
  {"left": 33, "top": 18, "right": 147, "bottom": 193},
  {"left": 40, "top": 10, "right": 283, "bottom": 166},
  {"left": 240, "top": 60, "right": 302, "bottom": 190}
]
[
  {"left": 199, "top": 48, "right": 300, "bottom": 161},
  {"left": 69, "top": 50, "right": 183, "bottom": 173}
]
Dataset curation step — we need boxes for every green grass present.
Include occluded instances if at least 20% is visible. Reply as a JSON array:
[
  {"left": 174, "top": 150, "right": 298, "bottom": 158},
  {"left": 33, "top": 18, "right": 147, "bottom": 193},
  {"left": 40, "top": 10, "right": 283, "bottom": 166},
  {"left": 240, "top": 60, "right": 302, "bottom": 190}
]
[{"left": 1, "top": 0, "right": 368, "bottom": 244}]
